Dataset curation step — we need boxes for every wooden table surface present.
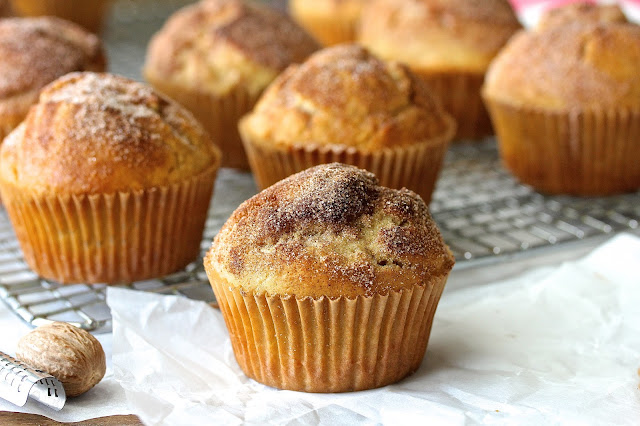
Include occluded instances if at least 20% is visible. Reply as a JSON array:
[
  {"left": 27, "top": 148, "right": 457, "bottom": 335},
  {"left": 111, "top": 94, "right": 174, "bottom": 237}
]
[{"left": 0, "top": 412, "right": 142, "bottom": 425}]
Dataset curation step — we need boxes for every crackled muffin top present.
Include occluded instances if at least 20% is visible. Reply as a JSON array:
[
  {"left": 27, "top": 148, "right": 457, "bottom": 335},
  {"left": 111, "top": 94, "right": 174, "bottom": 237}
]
[
  {"left": 206, "top": 163, "right": 455, "bottom": 298},
  {"left": 144, "top": 0, "right": 319, "bottom": 96},
  {"left": 358, "top": 0, "right": 521, "bottom": 72},
  {"left": 0, "top": 17, "right": 106, "bottom": 134},
  {"left": 483, "top": 22, "right": 640, "bottom": 110},
  {"left": 0, "top": 17, "right": 105, "bottom": 101},
  {"left": 0, "top": 72, "right": 220, "bottom": 195},
  {"left": 240, "top": 44, "right": 455, "bottom": 151}
]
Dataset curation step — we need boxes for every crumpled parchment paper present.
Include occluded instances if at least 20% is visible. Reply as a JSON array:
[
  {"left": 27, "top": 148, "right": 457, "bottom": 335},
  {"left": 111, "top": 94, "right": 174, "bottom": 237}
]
[{"left": 108, "top": 233, "right": 640, "bottom": 425}]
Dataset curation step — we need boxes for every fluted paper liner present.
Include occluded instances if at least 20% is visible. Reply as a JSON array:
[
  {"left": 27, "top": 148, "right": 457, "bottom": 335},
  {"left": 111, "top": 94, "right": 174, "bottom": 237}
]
[
  {"left": 207, "top": 267, "right": 448, "bottom": 393},
  {"left": 0, "top": 165, "right": 218, "bottom": 284},
  {"left": 415, "top": 70, "right": 492, "bottom": 141},
  {"left": 484, "top": 96, "right": 640, "bottom": 195},
  {"left": 146, "top": 75, "right": 261, "bottom": 170},
  {"left": 241, "top": 127, "right": 454, "bottom": 204}
]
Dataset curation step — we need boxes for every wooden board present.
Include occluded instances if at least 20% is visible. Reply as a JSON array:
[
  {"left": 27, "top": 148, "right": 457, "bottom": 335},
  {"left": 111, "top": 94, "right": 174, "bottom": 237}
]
[{"left": 0, "top": 412, "right": 142, "bottom": 425}]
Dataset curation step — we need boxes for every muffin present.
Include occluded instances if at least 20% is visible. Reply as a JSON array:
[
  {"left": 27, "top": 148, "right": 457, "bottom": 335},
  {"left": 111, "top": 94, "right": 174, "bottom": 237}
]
[
  {"left": 358, "top": 0, "right": 521, "bottom": 140},
  {"left": 0, "top": 72, "right": 221, "bottom": 284},
  {"left": 536, "top": 2, "right": 628, "bottom": 32},
  {"left": 239, "top": 44, "right": 455, "bottom": 204},
  {"left": 205, "top": 163, "right": 455, "bottom": 392},
  {"left": 289, "top": 0, "right": 364, "bottom": 45},
  {"left": 144, "top": 0, "right": 319, "bottom": 169},
  {"left": 0, "top": 17, "right": 106, "bottom": 142},
  {"left": 9, "top": 0, "right": 112, "bottom": 33},
  {"left": 482, "top": 22, "right": 640, "bottom": 195}
]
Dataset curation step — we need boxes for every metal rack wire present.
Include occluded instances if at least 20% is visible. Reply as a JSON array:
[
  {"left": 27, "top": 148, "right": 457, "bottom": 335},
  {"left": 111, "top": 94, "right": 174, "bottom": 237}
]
[
  {"left": 1, "top": 141, "right": 638, "bottom": 332},
  {"left": 431, "top": 142, "right": 640, "bottom": 263},
  {"left": 0, "top": 0, "right": 638, "bottom": 331}
]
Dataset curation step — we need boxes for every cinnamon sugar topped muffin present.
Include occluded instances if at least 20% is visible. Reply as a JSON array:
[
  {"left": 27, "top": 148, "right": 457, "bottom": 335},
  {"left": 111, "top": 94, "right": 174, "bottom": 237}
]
[
  {"left": 2, "top": 72, "right": 218, "bottom": 194},
  {"left": 536, "top": 2, "right": 628, "bottom": 32},
  {"left": 242, "top": 44, "right": 452, "bottom": 151},
  {"left": 483, "top": 22, "right": 640, "bottom": 195},
  {"left": 146, "top": 0, "right": 318, "bottom": 96},
  {"left": 209, "top": 163, "right": 453, "bottom": 298},
  {"left": 359, "top": 0, "right": 521, "bottom": 73},
  {"left": 240, "top": 44, "right": 455, "bottom": 203},
  {"left": 358, "top": 0, "right": 521, "bottom": 139},
  {"left": 0, "top": 17, "right": 106, "bottom": 140},
  {"left": 206, "top": 163, "right": 454, "bottom": 392},
  {"left": 0, "top": 72, "right": 220, "bottom": 283},
  {"left": 144, "top": 0, "right": 318, "bottom": 169},
  {"left": 484, "top": 23, "right": 640, "bottom": 111}
]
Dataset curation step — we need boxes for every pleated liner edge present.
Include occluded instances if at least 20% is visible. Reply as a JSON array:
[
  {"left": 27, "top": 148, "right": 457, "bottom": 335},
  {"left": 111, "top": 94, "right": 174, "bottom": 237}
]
[
  {"left": 0, "top": 165, "right": 218, "bottom": 284},
  {"left": 207, "top": 267, "right": 449, "bottom": 393},
  {"left": 485, "top": 97, "right": 640, "bottom": 195}
]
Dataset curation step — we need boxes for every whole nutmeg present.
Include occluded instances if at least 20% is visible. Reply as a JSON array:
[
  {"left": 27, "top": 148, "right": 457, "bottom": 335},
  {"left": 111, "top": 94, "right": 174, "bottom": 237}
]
[{"left": 16, "top": 322, "right": 106, "bottom": 397}]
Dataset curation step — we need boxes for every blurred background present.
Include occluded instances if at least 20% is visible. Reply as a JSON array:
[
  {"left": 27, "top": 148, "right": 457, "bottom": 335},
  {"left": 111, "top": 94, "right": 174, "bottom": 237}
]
[
  {"left": 0, "top": 0, "right": 286, "bottom": 80},
  {"left": 2, "top": 0, "right": 639, "bottom": 83}
]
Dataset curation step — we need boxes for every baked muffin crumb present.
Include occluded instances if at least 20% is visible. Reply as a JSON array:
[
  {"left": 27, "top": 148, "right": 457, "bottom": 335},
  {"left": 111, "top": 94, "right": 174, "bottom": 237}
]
[{"left": 1, "top": 72, "right": 219, "bottom": 195}]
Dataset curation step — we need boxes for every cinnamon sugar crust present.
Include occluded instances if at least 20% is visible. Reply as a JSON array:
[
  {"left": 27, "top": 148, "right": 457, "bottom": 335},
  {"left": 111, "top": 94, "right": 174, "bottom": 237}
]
[
  {"left": 358, "top": 0, "right": 521, "bottom": 72},
  {"left": 0, "top": 72, "right": 220, "bottom": 195},
  {"left": 144, "top": 0, "right": 319, "bottom": 96},
  {"left": 0, "top": 17, "right": 105, "bottom": 137},
  {"left": 240, "top": 44, "right": 455, "bottom": 151},
  {"left": 536, "top": 3, "right": 627, "bottom": 32},
  {"left": 206, "top": 163, "right": 454, "bottom": 298},
  {"left": 483, "top": 23, "right": 640, "bottom": 110}
]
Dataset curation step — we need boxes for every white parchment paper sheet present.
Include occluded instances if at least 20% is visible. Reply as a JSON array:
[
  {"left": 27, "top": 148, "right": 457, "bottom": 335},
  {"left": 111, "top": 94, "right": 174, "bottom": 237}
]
[{"left": 108, "top": 234, "right": 640, "bottom": 425}]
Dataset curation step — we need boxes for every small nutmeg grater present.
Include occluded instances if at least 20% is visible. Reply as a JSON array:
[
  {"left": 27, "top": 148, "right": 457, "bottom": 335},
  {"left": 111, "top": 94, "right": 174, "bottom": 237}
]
[{"left": 0, "top": 351, "right": 66, "bottom": 411}]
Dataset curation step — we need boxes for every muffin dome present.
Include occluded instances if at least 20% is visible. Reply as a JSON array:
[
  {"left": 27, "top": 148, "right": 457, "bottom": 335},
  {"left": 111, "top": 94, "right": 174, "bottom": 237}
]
[
  {"left": 207, "top": 163, "right": 454, "bottom": 299},
  {"left": 0, "top": 72, "right": 220, "bottom": 284},
  {"left": 206, "top": 163, "right": 454, "bottom": 392},
  {"left": 358, "top": 0, "right": 520, "bottom": 140},
  {"left": 483, "top": 23, "right": 640, "bottom": 110},
  {"left": 358, "top": 0, "right": 521, "bottom": 73},
  {"left": 0, "top": 72, "right": 220, "bottom": 195},
  {"left": 144, "top": 0, "right": 319, "bottom": 97},
  {"left": 0, "top": 17, "right": 105, "bottom": 139},
  {"left": 536, "top": 2, "right": 628, "bottom": 32},
  {"left": 144, "top": 0, "right": 318, "bottom": 169},
  {"left": 240, "top": 44, "right": 455, "bottom": 151}
]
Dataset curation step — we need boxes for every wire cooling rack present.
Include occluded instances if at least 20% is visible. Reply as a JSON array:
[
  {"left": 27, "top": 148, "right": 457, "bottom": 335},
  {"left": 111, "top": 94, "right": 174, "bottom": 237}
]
[
  {"left": 1, "top": 0, "right": 639, "bottom": 331},
  {"left": 431, "top": 143, "right": 640, "bottom": 261},
  {"left": 1, "top": 141, "right": 638, "bottom": 332}
]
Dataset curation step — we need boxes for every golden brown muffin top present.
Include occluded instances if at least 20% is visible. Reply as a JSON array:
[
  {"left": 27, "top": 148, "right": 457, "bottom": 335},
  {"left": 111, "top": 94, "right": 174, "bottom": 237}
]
[
  {"left": 144, "top": 0, "right": 319, "bottom": 96},
  {"left": 483, "top": 23, "right": 640, "bottom": 110},
  {"left": 207, "top": 163, "right": 454, "bottom": 298},
  {"left": 240, "top": 44, "right": 455, "bottom": 151},
  {"left": 0, "top": 17, "right": 105, "bottom": 101},
  {"left": 0, "top": 72, "right": 221, "bottom": 195},
  {"left": 536, "top": 2, "right": 627, "bottom": 32},
  {"left": 358, "top": 0, "right": 521, "bottom": 73}
]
